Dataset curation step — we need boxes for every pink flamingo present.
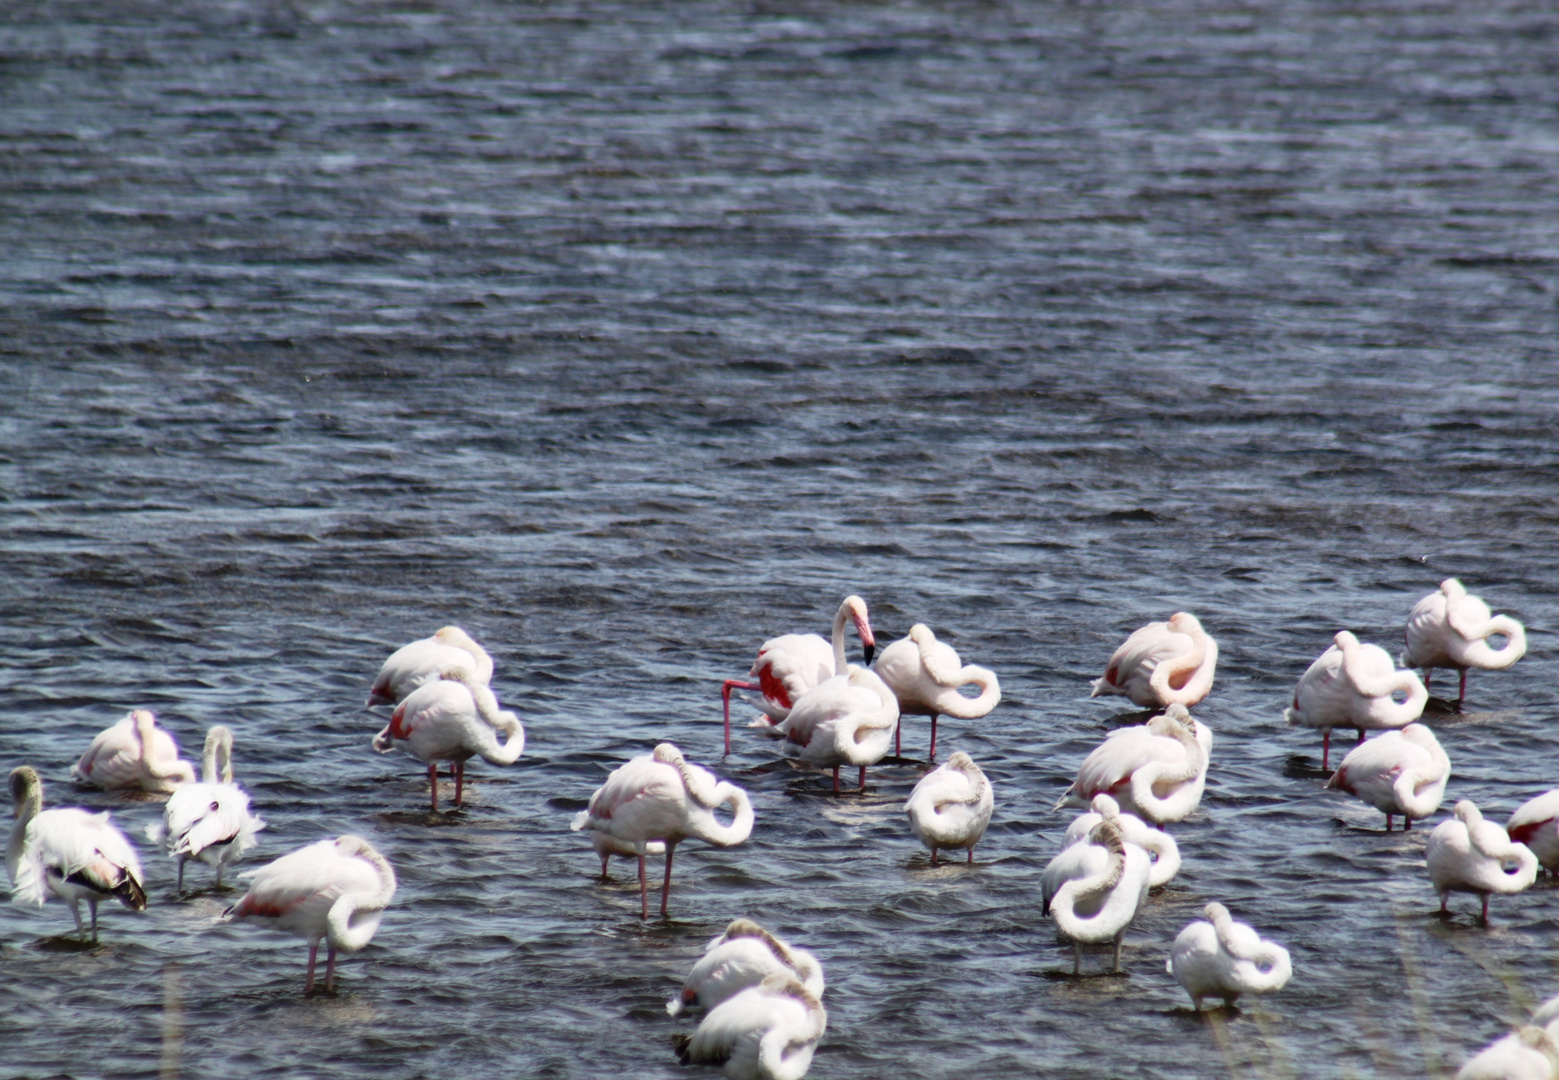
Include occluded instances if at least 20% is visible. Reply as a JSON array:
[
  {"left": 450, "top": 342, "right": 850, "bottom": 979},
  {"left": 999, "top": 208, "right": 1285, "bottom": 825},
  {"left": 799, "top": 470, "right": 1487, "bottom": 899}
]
[
  {"left": 366, "top": 625, "right": 493, "bottom": 706},
  {"left": 1090, "top": 612, "right": 1218, "bottom": 710},
  {"left": 1401, "top": 579, "right": 1526, "bottom": 704},
  {"left": 872, "top": 624, "right": 1000, "bottom": 760},
  {"left": 70, "top": 709, "right": 196, "bottom": 793},
  {"left": 372, "top": 666, "right": 525, "bottom": 811}
]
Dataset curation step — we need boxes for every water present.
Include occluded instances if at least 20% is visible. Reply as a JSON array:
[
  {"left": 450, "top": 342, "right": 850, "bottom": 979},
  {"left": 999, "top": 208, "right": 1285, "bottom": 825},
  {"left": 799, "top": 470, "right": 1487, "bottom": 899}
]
[{"left": 3, "top": 0, "right": 1559, "bottom": 1077}]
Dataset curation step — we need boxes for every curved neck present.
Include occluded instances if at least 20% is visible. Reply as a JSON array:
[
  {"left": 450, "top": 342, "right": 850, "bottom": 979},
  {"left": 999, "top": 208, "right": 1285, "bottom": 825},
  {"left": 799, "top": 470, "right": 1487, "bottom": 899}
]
[
  {"left": 203, "top": 728, "right": 234, "bottom": 785},
  {"left": 1460, "top": 614, "right": 1527, "bottom": 670},
  {"left": 326, "top": 845, "right": 397, "bottom": 949},
  {"left": 689, "top": 782, "right": 755, "bottom": 846},
  {"left": 1129, "top": 722, "right": 1203, "bottom": 818},
  {"left": 441, "top": 627, "right": 495, "bottom": 684},
  {"left": 7, "top": 776, "right": 41, "bottom": 881},
  {"left": 830, "top": 601, "right": 853, "bottom": 674},
  {"left": 1393, "top": 754, "right": 1447, "bottom": 816},
  {"left": 479, "top": 713, "right": 527, "bottom": 765},
  {"left": 135, "top": 713, "right": 192, "bottom": 783},
  {"left": 937, "top": 664, "right": 1002, "bottom": 719},
  {"left": 1150, "top": 632, "right": 1208, "bottom": 704},
  {"left": 756, "top": 990, "right": 826, "bottom": 1080}
]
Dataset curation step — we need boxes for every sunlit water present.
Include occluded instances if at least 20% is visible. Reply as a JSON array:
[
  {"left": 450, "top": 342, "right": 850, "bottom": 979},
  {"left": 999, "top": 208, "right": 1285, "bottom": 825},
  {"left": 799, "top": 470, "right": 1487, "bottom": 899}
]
[{"left": 3, "top": 1, "right": 1559, "bottom": 1077}]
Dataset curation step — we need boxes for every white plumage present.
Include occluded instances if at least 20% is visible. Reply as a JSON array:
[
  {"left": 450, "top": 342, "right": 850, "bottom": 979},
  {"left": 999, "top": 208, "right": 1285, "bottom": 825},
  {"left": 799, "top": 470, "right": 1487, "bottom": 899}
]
[
  {"left": 373, "top": 665, "right": 525, "bottom": 811},
  {"left": 1285, "top": 631, "right": 1427, "bottom": 770},
  {"left": 873, "top": 623, "right": 1000, "bottom": 759},
  {"left": 668, "top": 919, "right": 824, "bottom": 1018},
  {"left": 1325, "top": 724, "right": 1449, "bottom": 831},
  {"left": 904, "top": 751, "right": 994, "bottom": 863},
  {"left": 1402, "top": 579, "right": 1526, "bottom": 703},
  {"left": 1055, "top": 704, "right": 1212, "bottom": 825},
  {"left": 147, "top": 725, "right": 265, "bottom": 889},
  {"left": 70, "top": 709, "right": 195, "bottom": 793},
  {"left": 1426, "top": 800, "right": 1538, "bottom": 923},
  {"left": 1167, "top": 902, "right": 1292, "bottom": 1010},
  {"left": 1089, "top": 612, "right": 1217, "bottom": 709},
  {"left": 367, "top": 625, "right": 494, "bottom": 706},
  {"left": 679, "top": 972, "right": 827, "bottom": 1080}
]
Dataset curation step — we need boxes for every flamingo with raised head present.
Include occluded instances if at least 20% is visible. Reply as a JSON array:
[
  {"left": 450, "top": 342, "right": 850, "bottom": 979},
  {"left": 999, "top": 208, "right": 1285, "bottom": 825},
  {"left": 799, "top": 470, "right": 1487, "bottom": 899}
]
[
  {"left": 1402, "top": 579, "right": 1527, "bottom": 704},
  {"left": 7, "top": 766, "right": 147, "bottom": 941},
  {"left": 70, "top": 709, "right": 195, "bottom": 793},
  {"left": 1285, "top": 631, "right": 1428, "bottom": 770},
  {"left": 1090, "top": 612, "right": 1217, "bottom": 710},
  {"left": 668, "top": 918, "right": 825, "bottom": 1018},
  {"left": 226, "top": 834, "right": 397, "bottom": 993},
  {"left": 768, "top": 665, "right": 899, "bottom": 793},
  {"left": 367, "top": 625, "right": 494, "bottom": 706},
  {"left": 1325, "top": 724, "right": 1449, "bottom": 831},
  {"left": 1426, "top": 800, "right": 1537, "bottom": 923},
  {"left": 904, "top": 751, "right": 994, "bottom": 864},
  {"left": 1047, "top": 819, "right": 1152, "bottom": 975},
  {"left": 1167, "top": 902, "right": 1292, "bottom": 1011},
  {"left": 722, "top": 595, "right": 876, "bottom": 755},
  {"left": 873, "top": 624, "right": 1000, "bottom": 759},
  {"left": 147, "top": 725, "right": 266, "bottom": 889},
  {"left": 571, "top": 743, "right": 753, "bottom": 919},
  {"left": 677, "top": 972, "right": 827, "bottom": 1080},
  {"left": 372, "top": 665, "right": 525, "bottom": 811},
  {"left": 1062, "top": 793, "right": 1180, "bottom": 888},
  {"left": 1055, "top": 704, "right": 1212, "bottom": 825},
  {"left": 1507, "top": 790, "right": 1559, "bottom": 874}
]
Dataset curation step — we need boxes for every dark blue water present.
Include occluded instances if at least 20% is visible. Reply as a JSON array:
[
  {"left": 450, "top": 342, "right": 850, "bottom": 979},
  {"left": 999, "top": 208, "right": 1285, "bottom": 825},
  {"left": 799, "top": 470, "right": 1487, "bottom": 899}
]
[{"left": 3, "top": 1, "right": 1558, "bottom": 1077}]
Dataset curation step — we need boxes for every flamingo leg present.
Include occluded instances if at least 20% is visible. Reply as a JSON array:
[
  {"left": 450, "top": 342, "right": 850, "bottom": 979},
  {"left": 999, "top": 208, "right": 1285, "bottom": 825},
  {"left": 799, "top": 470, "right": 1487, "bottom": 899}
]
[
  {"left": 638, "top": 853, "right": 648, "bottom": 920},
  {"left": 1439, "top": 893, "right": 1448, "bottom": 914},
  {"left": 660, "top": 843, "right": 677, "bottom": 918},
  {"left": 929, "top": 714, "right": 938, "bottom": 761},
  {"left": 325, "top": 946, "right": 338, "bottom": 991},
  {"left": 1481, "top": 893, "right": 1490, "bottom": 923},
  {"left": 1356, "top": 727, "right": 1365, "bottom": 744},
  {"left": 71, "top": 900, "right": 84, "bottom": 939},
  {"left": 858, "top": 766, "right": 867, "bottom": 791},
  {"left": 454, "top": 760, "right": 465, "bottom": 809},
  {"left": 428, "top": 762, "right": 439, "bottom": 812},
  {"left": 721, "top": 679, "right": 762, "bottom": 757},
  {"left": 1322, "top": 730, "right": 1330, "bottom": 772},
  {"left": 967, "top": 845, "right": 974, "bottom": 865},
  {"left": 895, "top": 722, "right": 901, "bottom": 757},
  {"left": 1385, "top": 814, "right": 1393, "bottom": 832},
  {"left": 832, "top": 766, "right": 840, "bottom": 794},
  {"left": 1072, "top": 942, "right": 1082, "bottom": 976},
  {"left": 931, "top": 848, "right": 939, "bottom": 866},
  {"left": 599, "top": 853, "right": 610, "bottom": 879},
  {"left": 305, "top": 942, "right": 318, "bottom": 993},
  {"left": 177, "top": 856, "right": 186, "bottom": 893},
  {"left": 1112, "top": 932, "right": 1124, "bottom": 973},
  {"left": 1459, "top": 669, "right": 1467, "bottom": 705},
  {"left": 1404, "top": 816, "right": 1412, "bottom": 831},
  {"left": 89, "top": 898, "right": 99, "bottom": 942}
]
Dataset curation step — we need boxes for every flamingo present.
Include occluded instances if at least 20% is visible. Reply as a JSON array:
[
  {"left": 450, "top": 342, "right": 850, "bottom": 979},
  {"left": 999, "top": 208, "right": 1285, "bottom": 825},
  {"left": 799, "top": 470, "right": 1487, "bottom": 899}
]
[
  {"left": 1401, "top": 579, "right": 1527, "bottom": 704},
  {"left": 668, "top": 918, "right": 825, "bottom": 1018},
  {"left": 372, "top": 665, "right": 525, "bottom": 811},
  {"left": 70, "top": 709, "right": 195, "bottom": 793},
  {"left": 1167, "top": 902, "right": 1292, "bottom": 1011},
  {"left": 226, "top": 834, "right": 397, "bottom": 993},
  {"left": 1426, "top": 800, "right": 1537, "bottom": 923},
  {"left": 7, "top": 766, "right": 147, "bottom": 941},
  {"left": 768, "top": 665, "right": 899, "bottom": 793},
  {"left": 677, "top": 972, "right": 827, "bottom": 1080},
  {"left": 1062, "top": 793, "right": 1180, "bottom": 888},
  {"left": 1046, "top": 819, "right": 1151, "bottom": 975},
  {"left": 1324, "top": 724, "right": 1449, "bottom": 831},
  {"left": 1054, "top": 704, "right": 1212, "bottom": 825},
  {"left": 146, "top": 725, "right": 266, "bottom": 889},
  {"left": 1285, "top": 631, "right": 1428, "bottom": 770},
  {"left": 1090, "top": 612, "right": 1217, "bottom": 710},
  {"left": 366, "top": 625, "right": 493, "bottom": 706},
  {"left": 1507, "top": 790, "right": 1559, "bottom": 873},
  {"left": 872, "top": 624, "right": 1000, "bottom": 759},
  {"left": 723, "top": 595, "right": 876, "bottom": 755},
  {"left": 1456, "top": 1026, "right": 1558, "bottom": 1080},
  {"left": 586, "top": 834, "right": 666, "bottom": 880},
  {"left": 571, "top": 743, "right": 754, "bottom": 919},
  {"left": 903, "top": 751, "right": 994, "bottom": 864}
]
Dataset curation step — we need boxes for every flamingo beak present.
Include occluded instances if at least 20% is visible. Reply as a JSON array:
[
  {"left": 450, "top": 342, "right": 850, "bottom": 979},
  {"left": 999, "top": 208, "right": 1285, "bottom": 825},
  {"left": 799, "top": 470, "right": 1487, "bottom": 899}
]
[{"left": 862, "top": 642, "right": 876, "bottom": 665}]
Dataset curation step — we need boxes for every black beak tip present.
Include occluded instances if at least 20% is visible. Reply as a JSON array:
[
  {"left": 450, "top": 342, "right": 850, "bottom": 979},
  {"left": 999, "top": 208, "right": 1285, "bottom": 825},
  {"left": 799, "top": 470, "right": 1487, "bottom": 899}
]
[{"left": 863, "top": 643, "right": 876, "bottom": 665}]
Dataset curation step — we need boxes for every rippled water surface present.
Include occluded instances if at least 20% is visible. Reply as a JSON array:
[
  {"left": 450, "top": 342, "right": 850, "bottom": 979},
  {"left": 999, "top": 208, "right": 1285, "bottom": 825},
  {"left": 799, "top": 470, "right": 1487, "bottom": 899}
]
[{"left": 3, "top": 0, "right": 1559, "bottom": 1077}]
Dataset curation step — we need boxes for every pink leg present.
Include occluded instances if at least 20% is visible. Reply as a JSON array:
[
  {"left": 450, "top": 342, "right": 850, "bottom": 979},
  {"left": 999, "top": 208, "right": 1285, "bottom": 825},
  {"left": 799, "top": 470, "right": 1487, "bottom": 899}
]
[
  {"left": 929, "top": 714, "right": 938, "bottom": 761},
  {"left": 721, "top": 680, "right": 761, "bottom": 757},
  {"left": 428, "top": 763, "right": 439, "bottom": 812},
  {"left": 599, "top": 853, "right": 609, "bottom": 879},
  {"left": 660, "top": 843, "right": 676, "bottom": 918},
  {"left": 1439, "top": 894, "right": 1448, "bottom": 914},
  {"left": 832, "top": 766, "right": 840, "bottom": 794},
  {"left": 1385, "top": 814, "right": 1393, "bottom": 832},
  {"left": 325, "top": 946, "right": 337, "bottom": 992},
  {"left": 931, "top": 849, "right": 939, "bottom": 865},
  {"left": 1404, "top": 816, "right": 1412, "bottom": 831},
  {"left": 895, "top": 722, "right": 901, "bottom": 757},
  {"left": 1322, "top": 730, "right": 1330, "bottom": 771},
  {"left": 454, "top": 760, "right": 465, "bottom": 808},
  {"left": 1356, "top": 727, "right": 1365, "bottom": 743},
  {"left": 305, "top": 942, "right": 318, "bottom": 993},
  {"left": 1481, "top": 894, "right": 1490, "bottom": 923},
  {"left": 967, "top": 845, "right": 974, "bottom": 865},
  {"left": 638, "top": 854, "right": 648, "bottom": 920},
  {"left": 858, "top": 766, "right": 867, "bottom": 791},
  {"left": 1459, "top": 669, "right": 1467, "bottom": 705}
]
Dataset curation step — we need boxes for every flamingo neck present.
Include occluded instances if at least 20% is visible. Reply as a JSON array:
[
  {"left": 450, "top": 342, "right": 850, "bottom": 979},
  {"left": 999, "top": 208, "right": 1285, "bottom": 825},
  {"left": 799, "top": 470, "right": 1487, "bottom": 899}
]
[
  {"left": 326, "top": 841, "right": 398, "bottom": 950},
  {"left": 202, "top": 727, "right": 234, "bottom": 785},
  {"left": 7, "top": 772, "right": 42, "bottom": 882}
]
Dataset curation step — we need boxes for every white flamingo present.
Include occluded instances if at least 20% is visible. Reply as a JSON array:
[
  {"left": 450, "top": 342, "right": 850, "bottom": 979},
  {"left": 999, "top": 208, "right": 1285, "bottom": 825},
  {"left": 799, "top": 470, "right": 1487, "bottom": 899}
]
[
  {"left": 678, "top": 972, "right": 827, "bottom": 1080},
  {"left": 1508, "top": 790, "right": 1559, "bottom": 873},
  {"left": 1285, "top": 631, "right": 1428, "bottom": 770},
  {"left": 226, "top": 835, "right": 397, "bottom": 993},
  {"left": 668, "top": 919, "right": 825, "bottom": 1018},
  {"left": 1426, "top": 800, "right": 1538, "bottom": 923},
  {"left": 903, "top": 751, "right": 994, "bottom": 864},
  {"left": 767, "top": 665, "right": 899, "bottom": 793},
  {"left": 1402, "top": 579, "right": 1527, "bottom": 704},
  {"left": 1457, "top": 994, "right": 1559, "bottom": 1080},
  {"left": 372, "top": 665, "right": 525, "bottom": 811},
  {"left": 7, "top": 766, "right": 147, "bottom": 940},
  {"left": 147, "top": 725, "right": 265, "bottom": 889},
  {"left": 1324, "top": 724, "right": 1449, "bottom": 831},
  {"left": 366, "top": 625, "right": 494, "bottom": 706},
  {"left": 1167, "top": 902, "right": 1292, "bottom": 1010},
  {"left": 571, "top": 743, "right": 754, "bottom": 919},
  {"left": 722, "top": 595, "right": 876, "bottom": 756},
  {"left": 1090, "top": 612, "right": 1217, "bottom": 710},
  {"left": 70, "top": 709, "right": 195, "bottom": 793},
  {"left": 1062, "top": 793, "right": 1180, "bottom": 888},
  {"left": 1055, "top": 705, "right": 1212, "bottom": 825},
  {"left": 873, "top": 623, "right": 1000, "bottom": 759},
  {"left": 1047, "top": 819, "right": 1152, "bottom": 975}
]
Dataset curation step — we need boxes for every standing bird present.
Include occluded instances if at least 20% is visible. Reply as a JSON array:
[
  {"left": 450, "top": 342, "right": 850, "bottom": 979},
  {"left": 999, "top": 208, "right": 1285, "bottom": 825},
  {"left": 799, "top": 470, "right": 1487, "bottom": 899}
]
[
  {"left": 904, "top": 751, "right": 994, "bottom": 864},
  {"left": 1055, "top": 705, "right": 1212, "bottom": 825},
  {"left": 1167, "top": 902, "right": 1292, "bottom": 1011},
  {"left": 1324, "top": 724, "right": 1450, "bottom": 831},
  {"left": 147, "top": 725, "right": 266, "bottom": 889},
  {"left": 1062, "top": 793, "right": 1180, "bottom": 889},
  {"left": 1456, "top": 1026, "right": 1558, "bottom": 1080},
  {"left": 571, "top": 743, "right": 753, "bottom": 919},
  {"left": 372, "top": 666, "right": 525, "bottom": 811},
  {"left": 226, "top": 835, "right": 397, "bottom": 993},
  {"left": 70, "top": 709, "right": 195, "bottom": 793},
  {"left": 1090, "top": 612, "right": 1218, "bottom": 710},
  {"left": 668, "top": 919, "right": 825, "bottom": 1018},
  {"left": 7, "top": 766, "right": 147, "bottom": 941},
  {"left": 1507, "top": 790, "right": 1559, "bottom": 874},
  {"left": 723, "top": 595, "right": 876, "bottom": 756},
  {"left": 1285, "top": 631, "right": 1428, "bottom": 770},
  {"left": 366, "top": 625, "right": 493, "bottom": 707},
  {"left": 678, "top": 972, "right": 827, "bottom": 1080},
  {"left": 1402, "top": 579, "right": 1527, "bottom": 705},
  {"left": 873, "top": 623, "right": 1000, "bottom": 759},
  {"left": 1426, "top": 800, "right": 1538, "bottom": 923},
  {"left": 1047, "top": 819, "right": 1152, "bottom": 975},
  {"left": 768, "top": 665, "right": 899, "bottom": 793}
]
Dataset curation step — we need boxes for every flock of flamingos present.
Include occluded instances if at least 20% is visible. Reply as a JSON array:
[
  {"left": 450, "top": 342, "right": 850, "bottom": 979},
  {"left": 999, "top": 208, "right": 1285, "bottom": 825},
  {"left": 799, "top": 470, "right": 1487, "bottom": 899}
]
[{"left": 6, "top": 577, "right": 1553, "bottom": 1079}]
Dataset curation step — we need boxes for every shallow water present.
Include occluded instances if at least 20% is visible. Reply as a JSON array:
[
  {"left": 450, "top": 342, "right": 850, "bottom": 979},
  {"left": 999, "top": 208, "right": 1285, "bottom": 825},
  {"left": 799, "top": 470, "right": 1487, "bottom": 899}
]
[{"left": 3, "top": 0, "right": 1559, "bottom": 1077}]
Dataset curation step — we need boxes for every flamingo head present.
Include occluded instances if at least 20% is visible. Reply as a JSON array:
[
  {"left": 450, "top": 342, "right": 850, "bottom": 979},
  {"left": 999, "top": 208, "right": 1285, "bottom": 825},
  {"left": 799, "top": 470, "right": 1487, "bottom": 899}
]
[
  {"left": 1089, "top": 792, "right": 1121, "bottom": 819},
  {"left": 1439, "top": 578, "right": 1465, "bottom": 602},
  {"left": 1453, "top": 800, "right": 1482, "bottom": 826},
  {"left": 652, "top": 743, "right": 684, "bottom": 766},
  {"left": 1167, "top": 612, "right": 1204, "bottom": 635},
  {"left": 844, "top": 595, "right": 875, "bottom": 664},
  {"left": 9, "top": 765, "right": 40, "bottom": 808}
]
